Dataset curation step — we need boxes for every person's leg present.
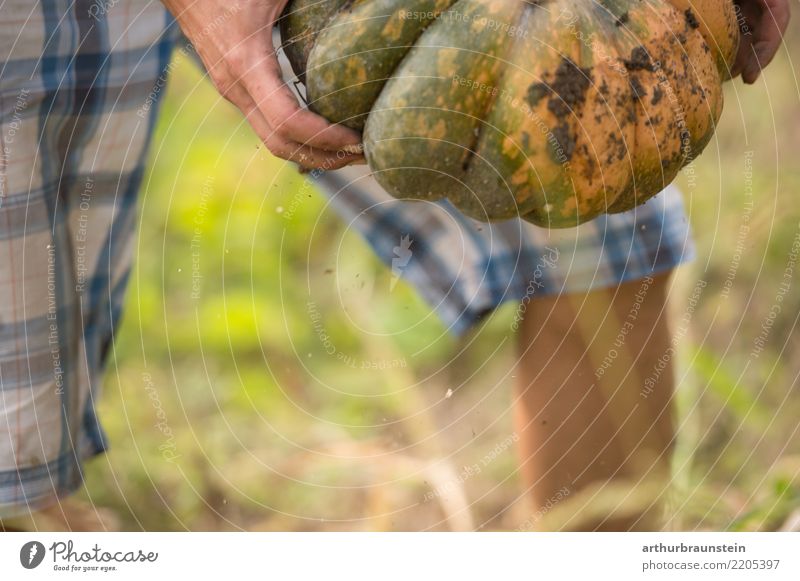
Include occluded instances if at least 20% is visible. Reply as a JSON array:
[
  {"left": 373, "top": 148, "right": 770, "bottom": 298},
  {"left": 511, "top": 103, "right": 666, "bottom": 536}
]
[
  {"left": 0, "top": 0, "right": 177, "bottom": 530},
  {"left": 514, "top": 271, "right": 675, "bottom": 531}
]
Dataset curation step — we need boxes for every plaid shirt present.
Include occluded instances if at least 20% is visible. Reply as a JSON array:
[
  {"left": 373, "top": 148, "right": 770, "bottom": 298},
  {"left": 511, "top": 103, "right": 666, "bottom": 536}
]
[{"left": 314, "top": 166, "right": 694, "bottom": 335}]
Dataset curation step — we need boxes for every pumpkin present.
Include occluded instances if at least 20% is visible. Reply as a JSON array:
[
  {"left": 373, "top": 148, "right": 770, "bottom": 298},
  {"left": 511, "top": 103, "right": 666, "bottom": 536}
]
[{"left": 280, "top": 0, "right": 738, "bottom": 227}]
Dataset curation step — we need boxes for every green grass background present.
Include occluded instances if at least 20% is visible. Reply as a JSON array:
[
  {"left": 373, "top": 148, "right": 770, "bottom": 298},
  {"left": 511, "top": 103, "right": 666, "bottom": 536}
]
[{"left": 80, "top": 26, "right": 800, "bottom": 531}]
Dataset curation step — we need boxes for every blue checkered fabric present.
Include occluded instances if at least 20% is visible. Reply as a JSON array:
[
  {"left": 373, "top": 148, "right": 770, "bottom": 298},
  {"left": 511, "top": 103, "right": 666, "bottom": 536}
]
[
  {"left": 314, "top": 166, "right": 694, "bottom": 335},
  {"left": 0, "top": 0, "right": 178, "bottom": 518}
]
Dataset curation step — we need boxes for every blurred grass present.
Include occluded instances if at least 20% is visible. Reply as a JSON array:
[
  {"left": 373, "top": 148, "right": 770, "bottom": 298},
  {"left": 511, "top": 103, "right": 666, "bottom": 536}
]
[{"left": 80, "top": 27, "right": 800, "bottom": 531}]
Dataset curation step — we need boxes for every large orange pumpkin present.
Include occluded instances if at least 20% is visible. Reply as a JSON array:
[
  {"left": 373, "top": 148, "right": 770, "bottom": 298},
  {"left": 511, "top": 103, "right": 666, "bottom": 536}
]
[{"left": 281, "top": 0, "right": 739, "bottom": 227}]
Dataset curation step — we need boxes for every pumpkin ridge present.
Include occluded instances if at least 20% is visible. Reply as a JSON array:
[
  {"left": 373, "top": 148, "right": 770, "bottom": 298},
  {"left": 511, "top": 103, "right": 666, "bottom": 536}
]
[
  {"left": 280, "top": 0, "right": 351, "bottom": 81},
  {"left": 459, "top": 0, "right": 540, "bottom": 176},
  {"left": 600, "top": 1, "right": 655, "bottom": 211},
  {"left": 611, "top": 0, "right": 681, "bottom": 212},
  {"left": 571, "top": 7, "right": 634, "bottom": 214},
  {"left": 606, "top": 0, "right": 722, "bottom": 213},
  {"left": 305, "top": 0, "right": 463, "bottom": 130}
]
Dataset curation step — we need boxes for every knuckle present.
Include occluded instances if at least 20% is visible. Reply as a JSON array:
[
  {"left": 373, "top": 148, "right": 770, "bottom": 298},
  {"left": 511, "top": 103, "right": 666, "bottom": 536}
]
[
  {"left": 271, "top": 124, "right": 297, "bottom": 143},
  {"left": 223, "top": 46, "right": 250, "bottom": 78},
  {"left": 264, "top": 138, "right": 292, "bottom": 160},
  {"left": 210, "top": 74, "right": 236, "bottom": 102},
  {"left": 264, "top": 99, "right": 302, "bottom": 129}
]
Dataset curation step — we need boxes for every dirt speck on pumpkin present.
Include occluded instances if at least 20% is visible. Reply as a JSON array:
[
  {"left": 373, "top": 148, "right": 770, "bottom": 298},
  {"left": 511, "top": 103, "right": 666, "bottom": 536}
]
[
  {"left": 551, "top": 122, "right": 576, "bottom": 162},
  {"left": 547, "top": 57, "right": 591, "bottom": 119},
  {"left": 629, "top": 76, "right": 647, "bottom": 100},
  {"left": 526, "top": 82, "right": 549, "bottom": 107},
  {"left": 684, "top": 8, "right": 700, "bottom": 29},
  {"left": 650, "top": 86, "right": 664, "bottom": 106},
  {"left": 614, "top": 12, "right": 629, "bottom": 27},
  {"left": 624, "top": 46, "right": 655, "bottom": 72}
]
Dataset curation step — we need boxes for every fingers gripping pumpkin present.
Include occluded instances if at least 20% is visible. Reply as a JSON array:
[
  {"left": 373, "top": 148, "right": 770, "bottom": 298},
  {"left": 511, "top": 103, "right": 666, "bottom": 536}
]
[{"left": 281, "top": 0, "right": 738, "bottom": 227}]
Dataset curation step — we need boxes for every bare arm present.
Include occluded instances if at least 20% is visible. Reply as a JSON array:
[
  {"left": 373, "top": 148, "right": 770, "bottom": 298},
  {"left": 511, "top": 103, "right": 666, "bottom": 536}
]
[{"left": 161, "top": 0, "right": 363, "bottom": 169}]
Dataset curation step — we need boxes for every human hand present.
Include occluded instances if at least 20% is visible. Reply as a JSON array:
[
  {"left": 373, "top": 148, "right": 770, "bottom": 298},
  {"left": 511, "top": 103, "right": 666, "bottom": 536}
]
[
  {"left": 731, "top": 0, "right": 791, "bottom": 83},
  {"left": 161, "top": 0, "right": 364, "bottom": 169}
]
